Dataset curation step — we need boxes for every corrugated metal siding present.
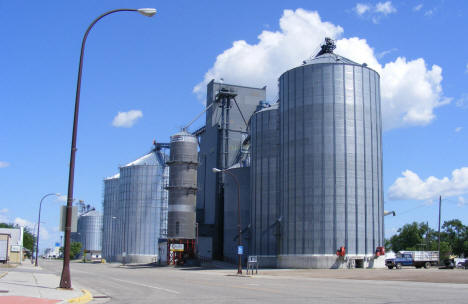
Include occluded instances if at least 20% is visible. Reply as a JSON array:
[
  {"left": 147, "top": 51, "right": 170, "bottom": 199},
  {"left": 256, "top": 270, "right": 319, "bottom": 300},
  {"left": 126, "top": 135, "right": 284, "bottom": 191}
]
[
  {"left": 279, "top": 62, "right": 383, "bottom": 256},
  {"left": 78, "top": 212, "right": 103, "bottom": 252},
  {"left": 250, "top": 105, "right": 280, "bottom": 256},
  {"left": 119, "top": 159, "right": 166, "bottom": 256},
  {"left": 102, "top": 177, "right": 119, "bottom": 261}
]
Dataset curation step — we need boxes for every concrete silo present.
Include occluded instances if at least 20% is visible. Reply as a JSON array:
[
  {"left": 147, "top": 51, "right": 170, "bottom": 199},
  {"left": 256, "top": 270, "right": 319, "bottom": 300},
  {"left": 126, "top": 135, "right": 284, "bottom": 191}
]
[{"left": 276, "top": 39, "right": 384, "bottom": 268}]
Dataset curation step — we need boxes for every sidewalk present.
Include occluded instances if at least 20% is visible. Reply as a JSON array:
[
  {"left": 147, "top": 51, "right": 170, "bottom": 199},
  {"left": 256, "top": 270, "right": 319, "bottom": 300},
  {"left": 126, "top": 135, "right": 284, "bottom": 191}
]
[{"left": 0, "top": 260, "right": 91, "bottom": 304}]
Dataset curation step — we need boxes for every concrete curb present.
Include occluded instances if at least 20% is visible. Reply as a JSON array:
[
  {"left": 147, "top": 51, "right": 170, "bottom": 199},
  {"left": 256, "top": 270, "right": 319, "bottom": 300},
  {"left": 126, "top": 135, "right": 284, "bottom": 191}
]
[
  {"left": 64, "top": 289, "right": 93, "bottom": 303},
  {"left": 0, "top": 272, "right": 7, "bottom": 279}
]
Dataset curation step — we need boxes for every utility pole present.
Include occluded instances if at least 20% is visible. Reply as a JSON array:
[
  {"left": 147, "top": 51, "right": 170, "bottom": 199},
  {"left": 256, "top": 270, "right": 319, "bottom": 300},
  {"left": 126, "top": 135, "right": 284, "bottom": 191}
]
[{"left": 437, "top": 195, "right": 442, "bottom": 264}]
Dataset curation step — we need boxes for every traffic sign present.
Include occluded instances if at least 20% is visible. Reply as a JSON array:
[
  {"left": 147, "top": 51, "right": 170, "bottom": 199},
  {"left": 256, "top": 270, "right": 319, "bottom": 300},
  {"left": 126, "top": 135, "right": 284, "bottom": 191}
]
[{"left": 238, "top": 245, "right": 244, "bottom": 255}]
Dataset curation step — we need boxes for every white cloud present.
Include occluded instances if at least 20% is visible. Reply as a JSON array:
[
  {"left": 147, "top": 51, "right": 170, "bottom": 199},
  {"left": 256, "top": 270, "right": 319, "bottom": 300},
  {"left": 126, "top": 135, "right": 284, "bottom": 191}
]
[
  {"left": 194, "top": 9, "right": 449, "bottom": 130},
  {"left": 0, "top": 208, "right": 7, "bottom": 213},
  {"left": 455, "top": 127, "right": 462, "bottom": 132},
  {"left": 354, "top": 1, "right": 396, "bottom": 23},
  {"left": 57, "top": 195, "right": 67, "bottom": 202},
  {"left": 424, "top": 9, "right": 434, "bottom": 17},
  {"left": 355, "top": 3, "right": 371, "bottom": 15},
  {"left": 14, "top": 217, "right": 50, "bottom": 240},
  {"left": 456, "top": 94, "right": 468, "bottom": 109},
  {"left": 193, "top": 9, "right": 343, "bottom": 101},
  {"left": 458, "top": 196, "right": 467, "bottom": 207},
  {"left": 14, "top": 217, "right": 34, "bottom": 229},
  {"left": 112, "top": 110, "right": 143, "bottom": 128},
  {"left": 0, "top": 161, "right": 10, "bottom": 168},
  {"left": 376, "top": 48, "right": 397, "bottom": 59},
  {"left": 388, "top": 167, "right": 468, "bottom": 201},
  {"left": 413, "top": 4, "right": 423, "bottom": 11},
  {"left": 375, "top": 1, "right": 397, "bottom": 15}
]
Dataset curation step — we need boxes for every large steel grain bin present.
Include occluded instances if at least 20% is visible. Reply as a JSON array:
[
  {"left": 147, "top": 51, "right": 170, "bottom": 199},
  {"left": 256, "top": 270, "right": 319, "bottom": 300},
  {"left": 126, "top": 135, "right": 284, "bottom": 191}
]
[{"left": 277, "top": 40, "right": 384, "bottom": 268}]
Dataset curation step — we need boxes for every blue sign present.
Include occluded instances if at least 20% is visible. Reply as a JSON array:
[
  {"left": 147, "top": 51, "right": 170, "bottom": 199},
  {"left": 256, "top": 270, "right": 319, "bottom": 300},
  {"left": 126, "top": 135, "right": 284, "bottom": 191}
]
[
  {"left": 238, "top": 245, "right": 244, "bottom": 255},
  {"left": 55, "top": 242, "right": 60, "bottom": 247}
]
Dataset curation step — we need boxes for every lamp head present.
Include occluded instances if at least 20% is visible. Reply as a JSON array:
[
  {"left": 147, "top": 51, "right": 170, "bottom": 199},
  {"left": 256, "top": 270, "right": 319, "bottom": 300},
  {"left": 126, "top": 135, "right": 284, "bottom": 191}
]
[
  {"left": 137, "top": 8, "right": 157, "bottom": 17},
  {"left": 212, "top": 168, "right": 222, "bottom": 173}
]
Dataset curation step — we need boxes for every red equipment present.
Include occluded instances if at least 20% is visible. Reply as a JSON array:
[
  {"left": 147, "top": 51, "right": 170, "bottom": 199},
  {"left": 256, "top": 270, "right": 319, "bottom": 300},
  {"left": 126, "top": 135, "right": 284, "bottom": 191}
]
[
  {"left": 336, "top": 246, "right": 346, "bottom": 257},
  {"left": 375, "top": 246, "right": 385, "bottom": 257}
]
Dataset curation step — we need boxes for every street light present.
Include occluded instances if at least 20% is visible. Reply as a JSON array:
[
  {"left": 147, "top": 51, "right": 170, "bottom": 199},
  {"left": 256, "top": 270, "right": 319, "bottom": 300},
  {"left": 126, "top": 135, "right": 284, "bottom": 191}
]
[
  {"left": 60, "top": 8, "right": 157, "bottom": 289},
  {"left": 36, "top": 193, "right": 60, "bottom": 267},
  {"left": 212, "top": 167, "right": 242, "bottom": 275}
]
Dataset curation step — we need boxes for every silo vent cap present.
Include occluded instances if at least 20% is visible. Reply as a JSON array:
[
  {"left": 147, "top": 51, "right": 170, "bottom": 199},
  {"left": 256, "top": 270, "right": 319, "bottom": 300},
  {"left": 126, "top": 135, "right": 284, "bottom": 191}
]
[{"left": 316, "top": 37, "right": 336, "bottom": 57}]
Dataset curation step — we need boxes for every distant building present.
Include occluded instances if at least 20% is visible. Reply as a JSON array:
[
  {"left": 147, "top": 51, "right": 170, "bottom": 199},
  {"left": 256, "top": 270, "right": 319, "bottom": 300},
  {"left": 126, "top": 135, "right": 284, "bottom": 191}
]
[
  {"left": 0, "top": 227, "right": 24, "bottom": 264},
  {"left": 44, "top": 246, "right": 61, "bottom": 259}
]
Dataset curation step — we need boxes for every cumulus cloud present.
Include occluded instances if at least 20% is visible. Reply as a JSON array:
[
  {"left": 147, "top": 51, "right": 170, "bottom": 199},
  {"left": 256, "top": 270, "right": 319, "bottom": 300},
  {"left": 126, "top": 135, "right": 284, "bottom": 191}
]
[
  {"left": 14, "top": 217, "right": 50, "bottom": 239},
  {"left": 388, "top": 167, "right": 468, "bottom": 201},
  {"left": 0, "top": 161, "right": 10, "bottom": 168},
  {"left": 354, "top": 1, "right": 396, "bottom": 23},
  {"left": 456, "top": 94, "right": 468, "bottom": 109},
  {"left": 455, "top": 127, "right": 462, "bottom": 132},
  {"left": 458, "top": 196, "right": 467, "bottom": 207},
  {"left": 413, "top": 4, "right": 423, "bottom": 11},
  {"left": 194, "top": 9, "right": 449, "bottom": 130},
  {"left": 376, "top": 48, "right": 397, "bottom": 59},
  {"left": 112, "top": 110, "right": 143, "bottom": 128},
  {"left": 375, "top": 1, "right": 397, "bottom": 15},
  {"left": 355, "top": 3, "right": 371, "bottom": 15},
  {"left": 424, "top": 9, "right": 435, "bottom": 17},
  {"left": 14, "top": 217, "right": 34, "bottom": 229}
]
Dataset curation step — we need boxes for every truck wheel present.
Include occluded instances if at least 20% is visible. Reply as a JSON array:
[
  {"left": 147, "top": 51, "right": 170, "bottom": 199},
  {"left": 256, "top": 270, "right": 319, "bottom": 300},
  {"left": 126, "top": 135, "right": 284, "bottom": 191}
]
[
  {"left": 424, "top": 262, "right": 431, "bottom": 269},
  {"left": 396, "top": 263, "right": 402, "bottom": 269},
  {"left": 387, "top": 266, "right": 393, "bottom": 269}
]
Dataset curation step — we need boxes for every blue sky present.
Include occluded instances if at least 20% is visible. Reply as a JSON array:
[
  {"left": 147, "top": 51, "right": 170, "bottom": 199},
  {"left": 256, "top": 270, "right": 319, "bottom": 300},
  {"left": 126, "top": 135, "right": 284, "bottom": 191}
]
[{"left": 1, "top": 1, "right": 467, "bottom": 251}]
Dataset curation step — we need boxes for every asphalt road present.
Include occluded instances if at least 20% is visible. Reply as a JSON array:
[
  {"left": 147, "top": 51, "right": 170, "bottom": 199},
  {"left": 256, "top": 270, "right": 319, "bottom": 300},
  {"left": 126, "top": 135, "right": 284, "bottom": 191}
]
[{"left": 39, "top": 260, "right": 468, "bottom": 304}]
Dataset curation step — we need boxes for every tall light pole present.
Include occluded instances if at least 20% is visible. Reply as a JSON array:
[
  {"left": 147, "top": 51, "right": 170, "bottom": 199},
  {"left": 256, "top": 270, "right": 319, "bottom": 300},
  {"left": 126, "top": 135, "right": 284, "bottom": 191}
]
[
  {"left": 212, "top": 168, "right": 242, "bottom": 275},
  {"left": 60, "top": 8, "right": 157, "bottom": 289},
  {"left": 36, "top": 193, "right": 60, "bottom": 267}
]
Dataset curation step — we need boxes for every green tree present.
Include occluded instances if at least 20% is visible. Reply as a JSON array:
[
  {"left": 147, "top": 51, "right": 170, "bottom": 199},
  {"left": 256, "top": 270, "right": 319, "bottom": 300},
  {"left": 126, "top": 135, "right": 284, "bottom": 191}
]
[
  {"left": 388, "top": 219, "right": 468, "bottom": 258},
  {"left": 389, "top": 222, "right": 436, "bottom": 252},
  {"left": 59, "top": 242, "right": 82, "bottom": 259},
  {"left": 442, "top": 219, "right": 466, "bottom": 256}
]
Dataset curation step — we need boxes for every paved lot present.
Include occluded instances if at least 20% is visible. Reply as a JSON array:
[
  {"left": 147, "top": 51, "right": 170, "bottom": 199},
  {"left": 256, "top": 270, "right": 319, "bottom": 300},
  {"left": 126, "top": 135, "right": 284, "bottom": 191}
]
[
  {"left": 38, "top": 260, "right": 468, "bottom": 304},
  {"left": 262, "top": 267, "right": 468, "bottom": 284}
]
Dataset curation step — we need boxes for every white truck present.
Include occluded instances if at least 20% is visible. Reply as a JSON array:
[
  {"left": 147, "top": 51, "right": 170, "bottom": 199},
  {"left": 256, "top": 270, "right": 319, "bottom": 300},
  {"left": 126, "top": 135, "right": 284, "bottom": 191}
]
[{"left": 0, "top": 238, "right": 8, "bottom": 264}]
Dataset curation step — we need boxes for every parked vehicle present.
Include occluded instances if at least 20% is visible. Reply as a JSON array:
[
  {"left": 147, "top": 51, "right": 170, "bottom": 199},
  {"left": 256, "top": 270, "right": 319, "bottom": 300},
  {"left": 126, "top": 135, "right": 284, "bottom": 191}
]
[
  {"left": 0, "top": 238, "right": 8, "bottom": 264},
  {"left": 385, "top": 251, "right": 439, "bottom": 269},
  {"left": 456, "top": 259, "right": 468, "bottom": 269}
]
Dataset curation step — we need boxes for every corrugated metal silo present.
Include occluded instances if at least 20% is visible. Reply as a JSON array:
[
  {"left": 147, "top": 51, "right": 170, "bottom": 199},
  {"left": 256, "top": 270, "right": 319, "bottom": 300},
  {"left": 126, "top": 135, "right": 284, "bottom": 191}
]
[
  {"left": 250, "top": 103, "right": 280, "bottom": 267},
  {"left": 102, "top": 173, "right": 120, "bottom": 261},
  {"left": 119, "top": 151, "right": 168, "bottom": 263},
  {"left": 278, "top": 43, "right": 383, "bottom": 268},
  {"left": 77, "top": 210, "right": 103, "bottom": 253},
  {"left": 167, "top": 131, "right": 198, "bottom": 239}
]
